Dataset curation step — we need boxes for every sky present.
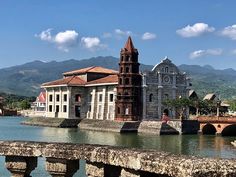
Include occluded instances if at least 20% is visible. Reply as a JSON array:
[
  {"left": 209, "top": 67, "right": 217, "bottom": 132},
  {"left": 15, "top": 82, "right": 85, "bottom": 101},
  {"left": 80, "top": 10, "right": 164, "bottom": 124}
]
[{"left": 0, "top": 0, "right": 236, "bottom": 69}]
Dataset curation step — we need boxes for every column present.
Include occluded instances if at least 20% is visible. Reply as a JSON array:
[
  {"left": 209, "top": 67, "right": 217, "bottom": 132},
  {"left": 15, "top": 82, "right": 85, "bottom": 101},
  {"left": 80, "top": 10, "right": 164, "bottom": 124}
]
[
  {"left": 142, "top": 74, "right": 147, "bottom": 120},
  {"left": 59, "top": 87, "right": 62, "bottom": 118},
  {"left": 66, "top": 87, "right": 70, "bottom": 118},
  {"left": 101, "top": 87, "right": 106, "bottom": 120},
  {"left": 112, "top": 88, "right": 117, "bottom": 120},
  {"left": 172, "top": 73, "right": 177, "bottom": 119},
  {"left": 45, "top": 89, "right": 48, "bottom": 117},
  {"left": 5, "top": 156, "right": 37, "bottom": 177},
  {"left": 52, "top": 89, "right": 55, "bottom": 113},
  {"left": 186, "top": 77, "right": 191, "bottom": 119},
  {"left": 46, "top": 158, "right": 79, "bottom": 177},
  {"left": 90, "top": 89, "right": 96, "bottom": 119},
  {"left": 158, "top": 72, "right": 163, "bottom": 119}
]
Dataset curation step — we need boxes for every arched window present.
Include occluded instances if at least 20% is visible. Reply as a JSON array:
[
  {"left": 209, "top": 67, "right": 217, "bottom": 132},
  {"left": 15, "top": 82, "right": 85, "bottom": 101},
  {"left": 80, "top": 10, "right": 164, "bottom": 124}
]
[
  {"left": 164, "top": 94, "right": 169, "bottom": 99},
  {"left": 165, "top": 67, "right": 169, "bottom": 73},
  {"left": 119, "top": 78, "right": 122, "bottom": 84},
  {"left": 121, "top": 56, "right": 124, "bottom": 61},
  {"left": 125, "top": 56, "right": 129, "bottom": 61},
  {"left": 149, "top": 94, "right": 153, "bottom": 102},
  {"left": 120, "top": 67, "right": 123, "bottom": 73},
  {"left": 117, "top": 107, "right": 120, "bottom": 114},
  {"left": 125, "top": 67, "right": 129, "bottom": 73},
  {"left": 125, "top": 78, "right": 130, "bottom": 85}
]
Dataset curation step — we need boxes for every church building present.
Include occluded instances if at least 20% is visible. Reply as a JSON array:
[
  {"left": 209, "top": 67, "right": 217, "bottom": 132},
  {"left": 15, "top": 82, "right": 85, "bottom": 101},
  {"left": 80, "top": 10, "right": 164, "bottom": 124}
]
[{"left": 42, "top": 37, "right": 190, "bottom": 121}]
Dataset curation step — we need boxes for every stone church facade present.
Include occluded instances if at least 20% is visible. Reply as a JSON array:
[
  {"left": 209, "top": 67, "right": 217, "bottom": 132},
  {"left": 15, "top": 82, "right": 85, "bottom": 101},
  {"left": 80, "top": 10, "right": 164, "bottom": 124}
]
[
  {"left": 142, "top": 58, "right": 190, "bottom": 120},
  {"left": 42, "top": 37, "right": 190, "bottom": 120}
]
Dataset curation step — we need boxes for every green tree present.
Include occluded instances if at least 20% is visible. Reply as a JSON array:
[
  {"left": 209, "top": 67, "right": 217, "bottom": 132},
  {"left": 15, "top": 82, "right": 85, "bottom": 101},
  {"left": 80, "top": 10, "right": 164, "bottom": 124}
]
[
  {"left": 19, "top": 100, "right": 31, "bottom": 110},
  {"left": 163, "top": 98, "right": 192, "bottom": 119},
  {"left": 229, "top": 100, "right": 236, "bottom": 112}
]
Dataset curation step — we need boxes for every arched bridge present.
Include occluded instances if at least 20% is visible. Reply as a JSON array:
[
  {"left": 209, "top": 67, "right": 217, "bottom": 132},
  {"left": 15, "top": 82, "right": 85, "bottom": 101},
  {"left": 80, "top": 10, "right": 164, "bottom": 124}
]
[{"left": 198, "top": 116, "right": 236, "bottom": 136}]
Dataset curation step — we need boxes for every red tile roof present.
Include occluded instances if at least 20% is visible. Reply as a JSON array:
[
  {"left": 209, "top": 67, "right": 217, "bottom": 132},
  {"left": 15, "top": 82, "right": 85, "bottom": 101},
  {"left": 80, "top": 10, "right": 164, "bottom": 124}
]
[
  {"left": 63, "top": 66, "right": 118, "bottom": 76},
  {"left": 86, "top": 75, "right": 118, "bottom": 86},
  {"left": 37, "top": 92, "right": 46, "bottom": 103},
  {"left": 42, "top": 76, "right": 86, "bottom": 87}
]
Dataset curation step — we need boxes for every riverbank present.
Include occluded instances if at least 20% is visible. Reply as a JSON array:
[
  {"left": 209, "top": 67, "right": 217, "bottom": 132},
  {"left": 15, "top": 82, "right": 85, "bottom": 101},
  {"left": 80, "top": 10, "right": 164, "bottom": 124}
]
[
  {"left": 22, "top": 117, "right": 199, "bottom": 134},
  {"left": 21, "top": 117, "right": 80, "bottom": 128}
]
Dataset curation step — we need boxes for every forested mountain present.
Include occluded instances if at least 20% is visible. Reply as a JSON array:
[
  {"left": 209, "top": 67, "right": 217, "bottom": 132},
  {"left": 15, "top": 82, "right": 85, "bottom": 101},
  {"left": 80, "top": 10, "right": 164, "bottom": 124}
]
[{"left": 0, "top": 56, "right": 236, "bottom": 99}]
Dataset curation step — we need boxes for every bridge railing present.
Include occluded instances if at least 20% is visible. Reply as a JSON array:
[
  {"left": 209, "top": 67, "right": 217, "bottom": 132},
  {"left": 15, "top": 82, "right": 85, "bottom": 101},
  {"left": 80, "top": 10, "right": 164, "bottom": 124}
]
[
  {"left": 0, "top": 140, "right": 235, "bottom": 177},
  {"left": 197, "top": 116, "right": 236, "bottom": 123}
]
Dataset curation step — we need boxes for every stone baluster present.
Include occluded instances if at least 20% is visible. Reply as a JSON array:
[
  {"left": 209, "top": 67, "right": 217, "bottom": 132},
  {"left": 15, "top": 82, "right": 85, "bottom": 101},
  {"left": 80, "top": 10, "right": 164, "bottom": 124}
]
[
  {"left": 86, "top": 162, "right": 104, "bottom": 177},
  {"left": 120, "top": 168, "right": 140, "bottom": 177},
  {"left": 45, "top": 158, "right": 79, "bottom": 177},
  {"left": 5, "top": 156, "right": 37, "bottom": 177}
]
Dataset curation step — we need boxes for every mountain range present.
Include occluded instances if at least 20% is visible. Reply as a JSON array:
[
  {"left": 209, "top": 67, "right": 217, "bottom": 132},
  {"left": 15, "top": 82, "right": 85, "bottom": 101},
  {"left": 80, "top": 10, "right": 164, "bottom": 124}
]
[{"left": 1, "top": 56, "right": 236, "bottom": 100}]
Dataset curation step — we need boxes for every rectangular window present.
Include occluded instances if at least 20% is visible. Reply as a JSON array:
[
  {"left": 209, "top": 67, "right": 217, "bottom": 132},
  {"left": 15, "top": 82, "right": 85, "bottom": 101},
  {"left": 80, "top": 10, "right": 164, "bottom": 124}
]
[
  {"left": 125, "top": 108, "right": 129, "bottom": 115},
  {"left": 49, "top": 95, "right": 53, "bottom": 102},
  {"left": 109, "top": 94, "right": 114, "bottom": 102},
  {"left": 63, "top": 105, "right": 67, "bottom": 112},
  {"left": 99, "top": 94, "right": 103, "bottom": 102},
  {"left": 56, "top": 94, "right": 60, "bottom": 102},
  {"left": 75, "top": 94, "right": 81, "bottom": 102},
  {"left": 64, "top": 94, "right": 67, "bottom": 102},
  {"left": 56, "top": 105, "right": 59, "bottom": 112},
  {"left": 49, "top": 105, "right": 52, "bottom": 112}
]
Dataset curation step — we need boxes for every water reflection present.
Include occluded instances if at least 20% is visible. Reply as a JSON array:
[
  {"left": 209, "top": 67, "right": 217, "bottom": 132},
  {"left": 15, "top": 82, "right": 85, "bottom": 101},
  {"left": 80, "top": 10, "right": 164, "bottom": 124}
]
[
  {"left": 0, "top": 117, "right": 236, "bottom": 176},
  {"left": 0, "top": 117, "right": 236, "bottom": 159}
]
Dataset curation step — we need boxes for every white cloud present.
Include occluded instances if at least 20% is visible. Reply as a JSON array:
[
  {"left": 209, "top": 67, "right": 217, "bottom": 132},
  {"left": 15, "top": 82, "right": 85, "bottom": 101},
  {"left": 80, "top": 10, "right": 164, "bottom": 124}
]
[
  {"left": 81, "top": 37, "right": 105, "bottom": 51},
  {"left": 232, "top": 49, "right": 236, "bottom": 55},
  {"left": 35, "top": 28, "right": 53, "bottom": 42},
  {"left": 102, "top": 32, "right": 112, "bottom": 38},
  {"left": 142, "top": 32, "right": 157, "bottom": 40},
  {"left": 176, "top": 23, "right": 215, "bottom": 38},
  {"left": 114, "top": 29, "right": 132, "bottom": 36},
  {"left": 190, "top": 49, "right": 223, "bottom": 59},
  {"left": 35, "top": 29, "right": 79, "bottom": 52},
  {"left": 220, "top": 25, "right": 236, "bottom": 40}
]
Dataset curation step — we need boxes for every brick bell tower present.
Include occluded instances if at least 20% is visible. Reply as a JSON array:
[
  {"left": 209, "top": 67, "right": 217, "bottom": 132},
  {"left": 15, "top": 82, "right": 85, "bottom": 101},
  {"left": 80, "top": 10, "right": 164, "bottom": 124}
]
[{"left": 115, "top": 36, "right": 142, "bottom": 121}]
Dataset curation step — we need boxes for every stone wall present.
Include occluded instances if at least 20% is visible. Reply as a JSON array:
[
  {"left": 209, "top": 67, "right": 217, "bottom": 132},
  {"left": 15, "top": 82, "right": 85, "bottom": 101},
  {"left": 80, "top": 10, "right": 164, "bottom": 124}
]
[
  {"left": 23, "top": 118, "right": 198, "bottom": 134},
  {"left": 0, "top": 141, "right": 235, "bottom": 177},
  {"left": 138, "top": 121, "right": 181, "bottom": 135}
]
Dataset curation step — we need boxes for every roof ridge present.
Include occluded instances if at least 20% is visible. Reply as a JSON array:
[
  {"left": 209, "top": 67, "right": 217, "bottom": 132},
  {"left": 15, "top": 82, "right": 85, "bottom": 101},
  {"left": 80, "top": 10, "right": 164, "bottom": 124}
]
[{"left": 87, "top": 66, "right": 96, "bottom": 71}]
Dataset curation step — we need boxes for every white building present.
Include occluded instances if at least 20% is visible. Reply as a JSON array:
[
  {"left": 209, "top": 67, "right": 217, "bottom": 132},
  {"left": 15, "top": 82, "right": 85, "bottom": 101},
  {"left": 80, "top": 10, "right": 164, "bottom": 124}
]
[{"left": 42, "top": 66, "right": 118, "bottom": 119}]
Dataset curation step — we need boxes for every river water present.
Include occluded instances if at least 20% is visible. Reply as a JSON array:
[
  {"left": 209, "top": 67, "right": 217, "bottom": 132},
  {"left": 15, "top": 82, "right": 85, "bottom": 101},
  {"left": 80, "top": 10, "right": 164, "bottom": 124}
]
[{"left": 0, "top": 117, "right": 235, "bottom": 176}]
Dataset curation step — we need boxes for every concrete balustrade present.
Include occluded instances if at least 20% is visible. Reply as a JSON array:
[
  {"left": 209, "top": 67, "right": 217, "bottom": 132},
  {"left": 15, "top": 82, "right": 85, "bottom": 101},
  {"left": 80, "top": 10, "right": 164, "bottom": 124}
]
[{"left": 0, "top": 141, "right": 235, "bottom": 177}]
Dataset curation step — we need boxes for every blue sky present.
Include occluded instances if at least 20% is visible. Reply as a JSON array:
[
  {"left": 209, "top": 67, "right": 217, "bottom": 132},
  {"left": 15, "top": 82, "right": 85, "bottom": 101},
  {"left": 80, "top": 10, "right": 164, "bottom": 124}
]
[{"left": 1, "top": 0, "right": 236, "bottom": 69}]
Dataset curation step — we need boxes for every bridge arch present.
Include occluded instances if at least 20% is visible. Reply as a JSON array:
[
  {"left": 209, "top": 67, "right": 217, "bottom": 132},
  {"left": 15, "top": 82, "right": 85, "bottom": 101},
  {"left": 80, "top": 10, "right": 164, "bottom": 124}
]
[
  {"left": 221, "top": 124, "right": 236, "bottom": 136},
  {"left": 202, "top": 124, "right": 216, "bottom": 135}
]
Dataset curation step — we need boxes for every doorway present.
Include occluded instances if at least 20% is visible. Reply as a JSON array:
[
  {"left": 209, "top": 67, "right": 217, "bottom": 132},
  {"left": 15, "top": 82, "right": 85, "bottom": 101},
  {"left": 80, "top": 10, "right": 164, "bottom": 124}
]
[{"left": 75, "top": 106, "right": 81, "bottom": 118}]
